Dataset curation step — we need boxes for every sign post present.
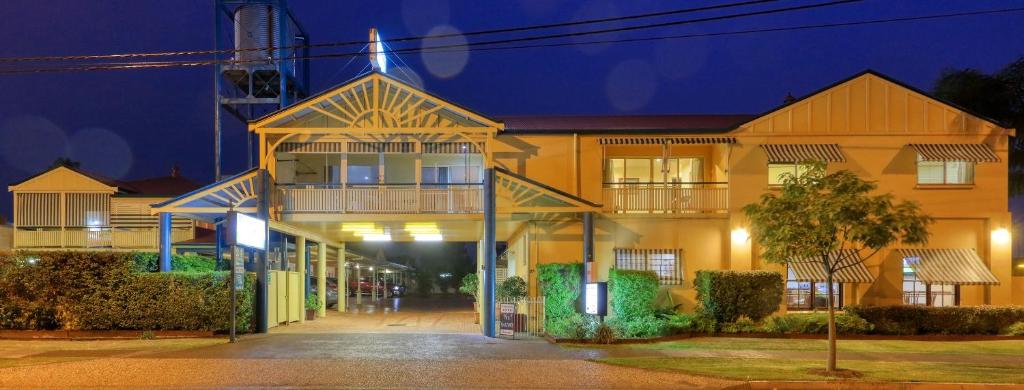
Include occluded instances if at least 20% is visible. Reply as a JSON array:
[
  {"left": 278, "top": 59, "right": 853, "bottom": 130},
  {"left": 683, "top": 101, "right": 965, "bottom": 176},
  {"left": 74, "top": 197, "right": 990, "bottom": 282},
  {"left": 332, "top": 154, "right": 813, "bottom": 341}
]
[
  {"left": 224, "top": 211, "right": 267, "bottom": 343},
  {"left": 498, "top": 303, "right": 516, "bottom": 339}
]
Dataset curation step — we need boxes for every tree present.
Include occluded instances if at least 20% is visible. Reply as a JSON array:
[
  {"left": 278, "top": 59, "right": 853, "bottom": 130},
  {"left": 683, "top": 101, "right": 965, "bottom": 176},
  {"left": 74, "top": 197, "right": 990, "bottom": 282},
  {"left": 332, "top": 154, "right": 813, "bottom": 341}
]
[
  {"left": 934, "top": 58, "right": 1024, "bottom": 194},
  {"left": 742, "top": 162, "right": 931, "bottom": 373}
]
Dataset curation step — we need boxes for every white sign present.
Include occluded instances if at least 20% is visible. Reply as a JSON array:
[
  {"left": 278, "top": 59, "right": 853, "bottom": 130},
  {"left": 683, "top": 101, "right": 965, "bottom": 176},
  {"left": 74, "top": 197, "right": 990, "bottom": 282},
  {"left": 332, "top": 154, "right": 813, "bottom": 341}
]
[
  {"left": 584, "top": 282, "right": 607, "bottom": 316},
  {"left": 585, "top": 284, "right": 598, "bottom": 314},
  {"left": 233, "top": 213, "right": 266, "bottom": 250}
]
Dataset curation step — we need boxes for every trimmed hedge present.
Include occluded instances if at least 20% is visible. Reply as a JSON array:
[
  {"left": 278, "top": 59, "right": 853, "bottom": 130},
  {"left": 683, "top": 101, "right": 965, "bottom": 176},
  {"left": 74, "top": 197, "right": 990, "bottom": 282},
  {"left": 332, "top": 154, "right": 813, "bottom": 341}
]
[
  {"left": 694, "top": 270, "right": 783, "bottom": 323},
  {"left": 0, "top": 251, "right": 252, "bottom": 332},
  {"left": 761, "top": 313, "right": 873, "bottom": 335},
  {"left": 847, "top": 305, "right": 1024, "bottom": 335},
  {"left": 608, "top": 269, "right": 659, "bottom": 319},
  {"left": 537, "top": 263, "right": 582, "bottom": 337},
  {"left": 132, "top": 252, "right": 218, "bottom": 273}
]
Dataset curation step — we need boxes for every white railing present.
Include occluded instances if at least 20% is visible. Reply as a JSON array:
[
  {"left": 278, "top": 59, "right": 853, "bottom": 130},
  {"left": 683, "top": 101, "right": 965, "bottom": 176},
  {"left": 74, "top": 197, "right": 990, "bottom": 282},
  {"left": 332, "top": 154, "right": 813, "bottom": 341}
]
[
  {"left": 603, "top": 183, "right": 728, "bottom": 214},
  {"left": 279, "top": 184, "right": 483, "bottom": 214},
  {"left": 14, "top": 227, "right": 192, "bottom": 250}
]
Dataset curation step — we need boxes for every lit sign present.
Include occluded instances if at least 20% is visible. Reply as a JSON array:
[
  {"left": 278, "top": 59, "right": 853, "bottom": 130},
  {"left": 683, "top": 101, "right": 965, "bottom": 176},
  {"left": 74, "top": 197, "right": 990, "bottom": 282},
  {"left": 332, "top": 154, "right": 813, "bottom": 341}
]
[
  {"left": 585, "top": 282, "right": 607, "bottom": 316},
  {"left": 227, "top": 211, "right": 266, "bottom": 250}
]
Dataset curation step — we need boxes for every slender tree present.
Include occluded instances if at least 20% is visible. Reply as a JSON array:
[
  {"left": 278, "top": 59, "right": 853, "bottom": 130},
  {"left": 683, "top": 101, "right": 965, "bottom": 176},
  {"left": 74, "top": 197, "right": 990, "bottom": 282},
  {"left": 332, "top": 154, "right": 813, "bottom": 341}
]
[{"left": 742, "top": 162, "right": 931, "bottom": 373}]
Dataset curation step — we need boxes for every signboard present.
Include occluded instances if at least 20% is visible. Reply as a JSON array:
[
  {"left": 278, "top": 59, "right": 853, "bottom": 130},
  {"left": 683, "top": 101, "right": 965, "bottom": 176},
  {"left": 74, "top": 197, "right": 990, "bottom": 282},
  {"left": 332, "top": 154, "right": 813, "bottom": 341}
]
[
  {"left": 498, "top": 303, "right": 516, "bottom": 337},
  {"left": 232, "top": 247, "right": 245, "bottom": 290},
  {"left": 585, "top": 282, "right": 607, "bottom": 316},
  {"left": 226, "top": 211, "right": 266, "bottom": 250}
]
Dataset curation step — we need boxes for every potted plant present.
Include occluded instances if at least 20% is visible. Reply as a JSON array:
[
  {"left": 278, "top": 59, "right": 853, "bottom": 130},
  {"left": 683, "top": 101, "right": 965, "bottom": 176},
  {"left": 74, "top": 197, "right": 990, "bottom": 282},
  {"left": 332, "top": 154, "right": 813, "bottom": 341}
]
[
  {"left": 459, "top": 273, "right": 479, "bottom": 324},
  {"left": 305, "top": 293, "right": 321, "bottom": 321},
  {"left": 497, "top": 276, "right": 529, "bottom": 331}
]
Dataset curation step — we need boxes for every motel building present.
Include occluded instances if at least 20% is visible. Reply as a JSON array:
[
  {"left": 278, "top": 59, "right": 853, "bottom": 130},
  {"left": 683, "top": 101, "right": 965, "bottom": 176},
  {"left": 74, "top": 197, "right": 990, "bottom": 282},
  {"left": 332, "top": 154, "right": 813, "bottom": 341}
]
[{"left": 8, "top": 69, "right": 1023, "bottom": 336}]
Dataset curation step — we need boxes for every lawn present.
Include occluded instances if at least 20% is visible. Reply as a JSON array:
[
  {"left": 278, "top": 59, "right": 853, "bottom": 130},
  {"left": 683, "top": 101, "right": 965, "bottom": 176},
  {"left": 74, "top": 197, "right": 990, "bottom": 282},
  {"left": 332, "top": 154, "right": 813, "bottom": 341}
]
[
  {"left": 0, "top": 338, "right": 226, "bottom": 369},
  {"left": 600, "top": 357, "right": 1024, "bottom": 383},
  {"left": 589, "top": 337, "right": 1024, "bottom": 384}
]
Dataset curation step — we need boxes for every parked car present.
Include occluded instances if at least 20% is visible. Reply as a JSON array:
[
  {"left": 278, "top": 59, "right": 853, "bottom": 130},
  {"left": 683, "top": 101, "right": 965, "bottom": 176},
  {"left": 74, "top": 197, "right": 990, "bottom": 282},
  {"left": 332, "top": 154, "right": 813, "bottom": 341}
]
[
  {"left": 348, "top": 277, "right": 406, "bottom": 298},
  {"left": 309, "top": 277, "right": 339, "bottom": 308}
]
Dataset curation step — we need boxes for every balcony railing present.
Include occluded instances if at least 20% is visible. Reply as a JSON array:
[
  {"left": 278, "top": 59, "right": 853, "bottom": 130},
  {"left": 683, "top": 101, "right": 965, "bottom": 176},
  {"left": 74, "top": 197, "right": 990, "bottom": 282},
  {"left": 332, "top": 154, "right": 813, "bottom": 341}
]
[
  {"left": 14, "top": 227, "right": 192, "bottom": 250},
  {"left": 603, "top": 182, "right": 728, "bottom": 214},
  {"left": 279, "top": 183, "right": 483, "bottom": 214}
]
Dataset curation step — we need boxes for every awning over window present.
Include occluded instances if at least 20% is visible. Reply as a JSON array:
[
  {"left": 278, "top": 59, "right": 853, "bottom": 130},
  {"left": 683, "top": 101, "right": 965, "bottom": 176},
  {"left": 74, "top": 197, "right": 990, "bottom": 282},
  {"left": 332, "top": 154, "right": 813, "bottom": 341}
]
[
  {"left": 788, "top": 250, "right": 874, "bottom": 283},
  {"left": 908, "top": 144, "right": 999, "bottom": 162},
  {"left": 598, "top": 137, "right": 736, "bottom": 145},
  {"left": 760, "top": 144, "right": 845, "bottom": 163},
  {"left": 899, "top": 248, "right": 999, "bottom": 285}
]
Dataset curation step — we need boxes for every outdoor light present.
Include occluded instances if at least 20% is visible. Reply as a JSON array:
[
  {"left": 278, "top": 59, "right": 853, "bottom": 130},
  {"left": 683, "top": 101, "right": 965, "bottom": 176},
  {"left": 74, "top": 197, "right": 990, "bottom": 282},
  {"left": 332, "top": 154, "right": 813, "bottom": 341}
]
[
  {"left": 731, "top": 227, "right": 749, "bottom": 243},
  {"left": 369, "top": 267, "right": 374, "bottom": 271},
  {"left": 992, "top": 228, "right": 1011, "bottom": 245},
  {"left": 406, "top": 222, "right": 442, "bottom": 241},
  {"left": 362, "top": 233, "right": 392, "bottom": 241}
]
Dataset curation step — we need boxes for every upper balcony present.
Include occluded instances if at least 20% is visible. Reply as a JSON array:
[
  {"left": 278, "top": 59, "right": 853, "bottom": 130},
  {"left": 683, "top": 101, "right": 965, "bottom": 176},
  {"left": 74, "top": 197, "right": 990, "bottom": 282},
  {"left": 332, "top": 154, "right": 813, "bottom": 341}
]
[
  {"left": 600, "top": 153, "right": 729, "bottom": 214},
  {"left": 280, "top": 183, "right": 482, "bottom": 214}
]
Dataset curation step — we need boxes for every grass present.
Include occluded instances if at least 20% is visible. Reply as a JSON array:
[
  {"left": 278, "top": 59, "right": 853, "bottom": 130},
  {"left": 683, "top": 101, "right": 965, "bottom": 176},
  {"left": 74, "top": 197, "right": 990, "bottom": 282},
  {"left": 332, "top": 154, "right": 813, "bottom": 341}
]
[
  {"left": 599, "top": 357, "right": 1024, "bottom": 383},
  {"left": 633, "top": 337, "right": 1024, "bottom": 356}
]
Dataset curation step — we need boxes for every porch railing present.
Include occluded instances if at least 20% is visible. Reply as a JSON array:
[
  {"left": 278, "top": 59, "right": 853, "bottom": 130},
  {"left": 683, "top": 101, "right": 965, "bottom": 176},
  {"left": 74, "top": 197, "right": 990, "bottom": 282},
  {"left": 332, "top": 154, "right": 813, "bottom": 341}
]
[
  {"left": 279, "top": 183, "right": 483, "bottom": 214},
  {"left": 603, "top": 182, "right": 728, "bottom": 214},
  {"left": 14, "top": 227, "right": 192, "bottom": 250}
]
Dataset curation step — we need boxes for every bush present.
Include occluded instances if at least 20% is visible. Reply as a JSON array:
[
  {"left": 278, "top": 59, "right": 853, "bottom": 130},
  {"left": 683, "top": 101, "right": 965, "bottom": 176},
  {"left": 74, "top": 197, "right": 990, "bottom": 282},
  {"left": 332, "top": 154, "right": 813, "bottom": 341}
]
[
  {"left": 762, "top": 313, "right": 873, "bottom": 334},
  {"left": 694, "top": 270, "right": 783, "bottom": 324},
  {"left": 721, "top": 316, "right": 759, "bottom": 333},
  {"left": 608, "top": 315, "right": 669, "bottom": 338},
  {"left": 458, "top": 273, "right": 478, "bottom": 300},
  {"left": 0, "top": 251, "right": 253, "bottom": 332},
  {"left": 537, "top": 263, "right": 582, "bottom": 337},
  {"left": 131, "top": 252, "right": 217, "bottom": 273},
  {"left": 1003, "top": 322, "right": 1024, "bottom": 336},
  {"left": 847, "top": 305, "right": 1024, "bottom": 335},
  {"left": 662, "top": 313, "right": 696, "bottom": 334},
  {"left": 592, "top": 322, "right": 616, "bottom": 344},
  {"left": 608, "top": 269, "right": 659, "bottom": 320},
  {"left": 496, "top": 276, "right": 527, "bottom": 301}
]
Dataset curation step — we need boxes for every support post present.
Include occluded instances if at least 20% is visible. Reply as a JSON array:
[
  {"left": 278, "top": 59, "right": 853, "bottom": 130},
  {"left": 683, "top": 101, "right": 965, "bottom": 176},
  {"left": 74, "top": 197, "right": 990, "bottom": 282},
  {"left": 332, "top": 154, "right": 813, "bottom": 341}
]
[
  {"left": 215, "top": 218, "right": 224, "bottom": 270},
  {"left": 356, "top": 265, "right": 362, "bottom": 306},
  {"left": 581, "top": 212, "right": 594, "bottom": 313},
  {"left": 337, "top": 243, "right": 346, "bottom": 312},
  {"left": 158, "top": 212, "right": 172, "bottom": 272},
  {"left": 483, "top": 168, "right": 497, "bottom": 337},
  {"left": 255, "top": 170, "right": 270, "bottom": 333},
  {"left": 295, "top": 236, "right": 306, "bottom": 323},
  {"left": 318, "top": 241, "right": 327, "bottom": 317}
]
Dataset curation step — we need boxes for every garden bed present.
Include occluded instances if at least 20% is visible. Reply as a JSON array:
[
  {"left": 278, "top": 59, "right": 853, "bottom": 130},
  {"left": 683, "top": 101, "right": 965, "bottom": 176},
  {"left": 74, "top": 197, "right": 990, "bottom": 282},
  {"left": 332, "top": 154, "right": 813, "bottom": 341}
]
[
  {"left": 0, "top": 329, "right": 216, "bottom": 340},
  {"left": 548, "top": 331, "right": 1024, "bottom": 345}
]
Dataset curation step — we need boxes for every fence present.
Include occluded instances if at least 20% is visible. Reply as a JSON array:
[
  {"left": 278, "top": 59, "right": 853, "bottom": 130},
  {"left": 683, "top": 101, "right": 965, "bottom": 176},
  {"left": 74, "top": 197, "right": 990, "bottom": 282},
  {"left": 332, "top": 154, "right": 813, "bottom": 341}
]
[{"left": 494, "top": 298, "right": 545, "bottom": 337}]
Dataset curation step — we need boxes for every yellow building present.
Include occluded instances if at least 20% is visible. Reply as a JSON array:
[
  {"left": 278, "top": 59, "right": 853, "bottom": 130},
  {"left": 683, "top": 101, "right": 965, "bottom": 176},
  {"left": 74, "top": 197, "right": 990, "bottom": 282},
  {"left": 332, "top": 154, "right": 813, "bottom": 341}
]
[{"left": 15, "top": 69, "right": 1020, "bottom": 335}]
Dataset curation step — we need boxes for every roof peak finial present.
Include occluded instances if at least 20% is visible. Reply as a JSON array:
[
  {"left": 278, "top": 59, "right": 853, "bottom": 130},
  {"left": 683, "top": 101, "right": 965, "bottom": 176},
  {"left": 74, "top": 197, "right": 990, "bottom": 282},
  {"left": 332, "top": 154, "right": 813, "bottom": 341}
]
[{"left": 369, "top": 27, "right": 387, "bottom": 73}]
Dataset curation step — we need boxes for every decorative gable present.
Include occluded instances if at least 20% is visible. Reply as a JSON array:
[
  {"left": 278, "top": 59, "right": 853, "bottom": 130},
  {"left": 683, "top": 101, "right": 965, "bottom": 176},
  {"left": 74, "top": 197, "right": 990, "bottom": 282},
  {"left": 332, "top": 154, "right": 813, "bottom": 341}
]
[{"left": 8, "top": 166, "right": 117, "bottom": 193}]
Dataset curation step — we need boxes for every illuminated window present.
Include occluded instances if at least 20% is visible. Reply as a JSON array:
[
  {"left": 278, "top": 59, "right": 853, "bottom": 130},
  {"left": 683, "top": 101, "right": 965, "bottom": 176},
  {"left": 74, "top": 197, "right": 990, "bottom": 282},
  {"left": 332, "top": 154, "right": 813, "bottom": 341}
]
[
  {"left": 604, "top": 157, "right": 703, "bottom": 183},
  {"left": 902, "top": 257, "right": 958, "bottom": 306},
  {"left": 768, "top": 163, "right": 811, "bottom": 186},
  {"left": 614, "top": 248, "right": 683, "bottom": 285},
  {"left": 917, "top": 155, "right": 974, "bottom": 185},
  {"left": 785, "top": 268, "right": 841, "bottom": 311}
]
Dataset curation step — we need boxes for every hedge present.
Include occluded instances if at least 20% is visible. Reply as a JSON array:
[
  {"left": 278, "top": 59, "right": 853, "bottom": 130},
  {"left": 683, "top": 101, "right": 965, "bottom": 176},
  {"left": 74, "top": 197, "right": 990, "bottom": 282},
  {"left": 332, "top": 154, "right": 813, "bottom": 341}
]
[
  {"left": 694, "top": 270, "right": 783, "bottom": 323},
  {"left": 132, "top": 252, "right": 218, "bottom": 273},
  {"left": 537, "top": 263, "right": 581, "bottom": 337},
  {"left": 608, "top": 269, "right": 659, "bottom": 319},
  {"left": 0, "top": 251, "right": 252, "bottom": 332},
  {"left": 847, "top": 305, "right": 1024, "bottom": 335}
]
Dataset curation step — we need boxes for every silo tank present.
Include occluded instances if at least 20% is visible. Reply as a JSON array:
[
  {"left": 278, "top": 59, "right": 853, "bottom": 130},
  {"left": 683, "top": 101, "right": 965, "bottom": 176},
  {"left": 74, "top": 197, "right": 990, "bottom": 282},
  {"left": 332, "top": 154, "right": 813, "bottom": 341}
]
[{"left": 233, "top": 5, "right": 281, "bottom": 63}]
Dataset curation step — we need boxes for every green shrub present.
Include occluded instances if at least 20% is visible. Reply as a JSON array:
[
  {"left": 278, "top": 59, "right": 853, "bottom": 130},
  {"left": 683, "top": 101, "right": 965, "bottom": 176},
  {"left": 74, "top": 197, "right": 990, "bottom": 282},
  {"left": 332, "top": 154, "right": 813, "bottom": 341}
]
[
  {"left": 608, "top": 315, "right": 669, "bottom": 338},
  {"left": 305, "top": 293, "right": 321, "bottom": 312},
  {"left": 131, "top": 252, "right": 216, "bottom": 273},
  {"left": 847, "top": 305, "right": 1024, "bottom": 335},
  {"left": 608, "top": 269, "right": 659, "bottom": 320},
  {"left": 0, "top": 251, "right": 253, "bottom": 332},
  {"left": 721, "top": 316, "right": 759, "bottom": 333},
  {"left": 496, "top": 276, "right": 527, "bottom": 301},
  {"left": 592, "top": 322, "right": 616, "bottom": 344},
  {"left": 458, "top": 273, "right": 478, "bottom": 300},
  {"left": 694, "top": 270, "right": 783, "bottom": 324},
  {"left": 662, "top": 313, "right": 695, "bottom": 334},
  {"left": 761, "top": 313, "right": 872, "bottom": 334},
  {"left": 1003, "top": 322, "right": 1024, "bottom": 336},
  {"left": 537, "top": 263, "right": 582, "bottom": 337}
]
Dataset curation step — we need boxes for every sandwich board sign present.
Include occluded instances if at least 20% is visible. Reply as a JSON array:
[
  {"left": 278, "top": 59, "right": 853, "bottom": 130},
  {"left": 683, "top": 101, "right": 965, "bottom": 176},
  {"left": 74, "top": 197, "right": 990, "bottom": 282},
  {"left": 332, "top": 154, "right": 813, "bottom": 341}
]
[{"left": 499, "top": 303, "right": 516, "bottom": 338}]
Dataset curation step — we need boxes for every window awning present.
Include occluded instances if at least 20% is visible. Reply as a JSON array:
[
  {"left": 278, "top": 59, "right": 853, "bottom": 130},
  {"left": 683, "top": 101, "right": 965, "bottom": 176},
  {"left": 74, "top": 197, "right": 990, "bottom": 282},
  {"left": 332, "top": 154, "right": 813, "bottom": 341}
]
[
  {"left": 760, "top": 144, "right": 845, "bottom": 163},
  {"left": 899, "top": 248, "right": 999, "bottom": 285},
  {"left": 598, "top": 137, "right": 735, "bottom": 145},
  {"left": 908, "top": 144, "right": 999, "bottom": 162},
  {"left": 788, "top": 250, "right": 874, "bottom": 283}
]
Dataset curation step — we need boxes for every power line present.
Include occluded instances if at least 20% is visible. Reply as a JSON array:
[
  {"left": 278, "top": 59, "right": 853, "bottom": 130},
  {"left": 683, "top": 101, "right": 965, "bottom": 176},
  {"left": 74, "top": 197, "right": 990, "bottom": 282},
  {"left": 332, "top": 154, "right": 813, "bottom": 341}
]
[
  {"left": 0, "top": 0, "right": 865, "bottom": 74},
  {"left": 0, "top": 0, "right": 787, "bottom": 63},
  {"left": 0, "top": 3, "right": 1015, "bottom": 74}
]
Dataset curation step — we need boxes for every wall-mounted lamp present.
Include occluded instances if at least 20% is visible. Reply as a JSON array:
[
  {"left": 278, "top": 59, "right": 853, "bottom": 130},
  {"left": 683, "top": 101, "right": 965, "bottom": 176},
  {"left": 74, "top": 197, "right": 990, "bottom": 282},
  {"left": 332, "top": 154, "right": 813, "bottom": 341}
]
[
  {"left": 992, "top": 228, "right": 1011, "bottom": 245},
  {"left": 731, "top": 227, "right": 750, "bottom": 243}
]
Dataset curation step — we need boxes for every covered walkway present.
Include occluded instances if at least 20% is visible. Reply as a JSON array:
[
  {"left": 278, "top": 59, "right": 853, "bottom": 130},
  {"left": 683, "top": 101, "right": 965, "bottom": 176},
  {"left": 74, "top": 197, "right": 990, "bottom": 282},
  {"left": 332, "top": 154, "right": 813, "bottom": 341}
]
[{"left": 272, "top": 296, "right": 478, "bottom": 334}]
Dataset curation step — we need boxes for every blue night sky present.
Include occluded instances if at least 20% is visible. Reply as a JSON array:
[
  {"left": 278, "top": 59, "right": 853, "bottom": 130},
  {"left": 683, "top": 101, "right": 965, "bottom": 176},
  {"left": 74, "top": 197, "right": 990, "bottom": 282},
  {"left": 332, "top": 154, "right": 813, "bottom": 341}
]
[{"left": 0, "top": 0, "right": 1022, "bottom": 220}]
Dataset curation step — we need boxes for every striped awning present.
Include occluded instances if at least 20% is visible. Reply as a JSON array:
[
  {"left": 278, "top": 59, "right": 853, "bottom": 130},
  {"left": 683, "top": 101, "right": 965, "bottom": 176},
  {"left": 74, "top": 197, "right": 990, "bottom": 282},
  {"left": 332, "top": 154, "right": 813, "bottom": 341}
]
[
  {"left": 899, "top": 248, "right": 999, "bottom": 285},
  {"left": 598, "top": 137, "right": 736, "bottom": 145},
  {"left": 760, "top": 144, "right": 845, "bottom": 163},
  {"left": 908, "top": 144, "right": 999, "bottom": 162},
  {"left": 788, "top": 250, "right": 874, "bottom": 283}
]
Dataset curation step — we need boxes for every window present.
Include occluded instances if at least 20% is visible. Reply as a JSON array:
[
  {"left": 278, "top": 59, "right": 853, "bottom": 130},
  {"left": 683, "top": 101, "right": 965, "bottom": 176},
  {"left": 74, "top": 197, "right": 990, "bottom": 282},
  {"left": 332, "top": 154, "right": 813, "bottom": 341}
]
[
  {"left": 902, "top": 258, "right": 959, "bottom": 306},
  {"left": 604, "top": 157, "right": 703, "bottom": 183},
  {"left": 768, "top": 163, "right": 811, "bottom": 186},
  {"left": 347, "top": 154, "right": 379, "bottom": 184},
  {"left": 785, "top": 268, "right": 841, "bottom": 311},
  {"left": 916, "top": 155, "right": 974, "bottom": 185},
  {"left": 614, "top": 248, "right": 683, "bottom": 285}
]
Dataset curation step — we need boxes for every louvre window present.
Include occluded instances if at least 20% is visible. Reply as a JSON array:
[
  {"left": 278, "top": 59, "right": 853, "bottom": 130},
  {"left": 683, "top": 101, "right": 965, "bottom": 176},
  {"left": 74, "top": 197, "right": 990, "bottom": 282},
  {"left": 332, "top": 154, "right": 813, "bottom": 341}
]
[{"left": 613, "top": 248, "right": 684, "bottom": 285}]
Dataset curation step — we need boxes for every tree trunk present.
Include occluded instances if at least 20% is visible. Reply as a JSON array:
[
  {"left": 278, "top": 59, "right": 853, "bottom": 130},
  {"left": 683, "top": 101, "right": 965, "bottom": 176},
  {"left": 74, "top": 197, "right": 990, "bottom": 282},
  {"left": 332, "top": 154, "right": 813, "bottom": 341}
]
[{"left": 826, "top": 272, "right": 838, "bottom": 372}]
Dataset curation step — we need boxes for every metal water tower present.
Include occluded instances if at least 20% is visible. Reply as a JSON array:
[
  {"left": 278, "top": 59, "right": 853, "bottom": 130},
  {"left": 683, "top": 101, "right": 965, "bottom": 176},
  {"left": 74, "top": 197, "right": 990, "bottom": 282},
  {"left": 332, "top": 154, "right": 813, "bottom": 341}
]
[{"left": 214, "top": 0, "right": 310, "bottom": 180}]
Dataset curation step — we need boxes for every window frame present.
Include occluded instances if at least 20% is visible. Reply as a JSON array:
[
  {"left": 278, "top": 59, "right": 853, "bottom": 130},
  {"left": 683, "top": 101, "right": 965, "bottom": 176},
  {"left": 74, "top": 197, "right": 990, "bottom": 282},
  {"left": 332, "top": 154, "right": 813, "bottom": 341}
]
[
  {"left": 767, "top": 162, "right": 812, "bottom": 187},
  {"left": 785, "top": 268, "right": 842, "bottom": 311},
  {"left": 613, "top": 248, "right": 684, "bottom": 286},
  {"left": 901, "top": 258, "right": 960, "bottom": 307},
  {"left": 604, "top": 156, "right": 704, "bottom": 184},
  {"left": 915, "top": 155, "right": 975, "bottom": 186}
]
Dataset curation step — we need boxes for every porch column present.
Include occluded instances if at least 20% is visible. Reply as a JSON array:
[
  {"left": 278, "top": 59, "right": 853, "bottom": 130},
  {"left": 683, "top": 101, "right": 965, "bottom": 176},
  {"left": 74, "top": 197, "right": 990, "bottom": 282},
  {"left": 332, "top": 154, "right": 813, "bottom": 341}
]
[
  {"left": 296, "top": 236, "right": 306, "bottom": 323},
  {"left": 158, "top": 212, "right": 172, "bottom": 272},
  {"left": 318, "top": 241, "right": 327, "bottom": 317},
  {"left": 215, "top": 218, "right": 224, "bottom": 270},
  {"left": 255, "top": 169, "right": 271, "bottom": 333},
  {"left": 482, "top": 167, "right": 497, "bottom": 337},
  {"left": 337, "top": 243, "right": 346, "bottom": 312},
  {"left": 580, "top": 211, "right": 594, "bottom": 313}
]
